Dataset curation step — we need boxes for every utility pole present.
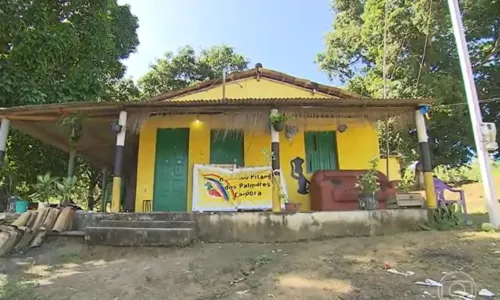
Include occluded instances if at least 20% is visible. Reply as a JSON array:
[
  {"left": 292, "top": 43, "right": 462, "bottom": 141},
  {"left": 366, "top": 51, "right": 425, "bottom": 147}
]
[{"left": 447, "top": 0, "right": 500, "bottom": 227}]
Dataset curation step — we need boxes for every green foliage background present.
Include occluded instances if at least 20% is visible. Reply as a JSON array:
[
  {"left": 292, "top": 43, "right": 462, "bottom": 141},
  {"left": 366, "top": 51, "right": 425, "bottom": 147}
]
[
  {"left": 2, "top": 0, "right": 499, "bottom": 210},
  {"left": 317, "top": 0, "right": 500, "bottom": 166}
]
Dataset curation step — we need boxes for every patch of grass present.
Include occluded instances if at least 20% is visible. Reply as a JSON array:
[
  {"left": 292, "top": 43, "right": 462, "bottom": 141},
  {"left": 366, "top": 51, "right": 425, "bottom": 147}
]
[
  {"left": 251, "top": 254, "right": 271, "bottom": 266},
  {"left": 58, "top": 249, "right": 82, "bottom": 264},
  {"left": 0, "top": 277, "right": 45, "bottom": 300},
  {"left": 426, "top": 205, "right": 466, "bottom": 231}
]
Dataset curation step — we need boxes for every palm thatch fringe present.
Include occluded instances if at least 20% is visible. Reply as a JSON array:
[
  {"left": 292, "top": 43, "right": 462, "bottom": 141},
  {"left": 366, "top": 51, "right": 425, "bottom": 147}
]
[
  {"left": 127, "top": 110, "right": 151, "bottom": 134},
  {"left": 124, "top": 106, "right": 414, "bottom": 136}
]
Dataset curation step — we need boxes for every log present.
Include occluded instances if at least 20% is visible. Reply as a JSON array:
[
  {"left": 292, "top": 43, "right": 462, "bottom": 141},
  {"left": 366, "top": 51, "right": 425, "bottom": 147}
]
[
  {"left": 11, "top": 211, "right": 32, "bottom": 227},
  {"left": 42, "top": 208, "right": 60, "bottom": 232},
  {"left": 11, "top": 226, "right": 25, "bottom": 249},
  {"left": 52, "top": 207, "right": 73, "bottom": 232},
  {"left": 0, "top": 226, "right": 20, "bottom": 257},
  {"left": 0, "top": 227, "right": 11, "bottom": 256},
  {"left": 26, "top": 211, "right": 38, "bottom": 228},
  {"left": 64, "top": 208, "right": 75, "bottom": 231},
  {"left": 13, "top": 227, "right": 34, "bottom": 252},
  {"left": 29, "top": 228, "right": 47, "bottom": 248},
  {"left": 38, "top": 202, "right": 49, "bottom": 209},
  {"left": 32, "top": 207, "right": 50, "bottom": 230}
]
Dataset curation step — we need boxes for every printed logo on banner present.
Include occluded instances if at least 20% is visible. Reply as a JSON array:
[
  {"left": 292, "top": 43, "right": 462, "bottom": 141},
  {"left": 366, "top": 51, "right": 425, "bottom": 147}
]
[{"left": 203, "top": 174, "right": 233, "bottom": 201}]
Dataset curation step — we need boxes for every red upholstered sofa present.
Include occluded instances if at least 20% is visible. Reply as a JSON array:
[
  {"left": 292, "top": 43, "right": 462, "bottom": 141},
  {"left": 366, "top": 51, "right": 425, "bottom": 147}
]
[{"left": 309, "top": 170, "right": 397, "bottom": 211}]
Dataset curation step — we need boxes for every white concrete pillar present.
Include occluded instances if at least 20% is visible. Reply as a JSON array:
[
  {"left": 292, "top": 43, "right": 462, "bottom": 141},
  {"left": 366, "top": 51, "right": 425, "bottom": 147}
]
[{"left": 0, "top": 119, "right": 10, "bottom": 163}]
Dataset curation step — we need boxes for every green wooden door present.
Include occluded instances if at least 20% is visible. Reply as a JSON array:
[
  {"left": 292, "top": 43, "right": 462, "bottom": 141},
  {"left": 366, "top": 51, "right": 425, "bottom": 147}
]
[
  {"left": 210, "top": 130, "right": 244, "bottom": 166},
  {"left": 304, "top": 131, "right": 339, "bottom": 173},
  {"left": 153, "top": 128, "right": 189, "bottom": 211}
]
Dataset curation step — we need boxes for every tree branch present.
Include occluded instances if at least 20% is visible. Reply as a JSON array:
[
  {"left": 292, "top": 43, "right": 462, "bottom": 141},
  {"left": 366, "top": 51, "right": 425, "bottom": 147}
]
[{"left": 475, "top": 20, "right": 500, "bottom": 67}]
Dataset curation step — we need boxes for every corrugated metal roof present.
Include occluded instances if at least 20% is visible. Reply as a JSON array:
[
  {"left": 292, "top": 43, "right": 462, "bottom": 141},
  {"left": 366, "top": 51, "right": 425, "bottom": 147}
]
[
  {"left": 0, "top": 97, "right": 432, "bottom": 117},
  {"left": 163, "top": 97, "right": 431, "bottom": 107},
  {"left": 0, "top": 98, "right": 432, "bottom": 116}
]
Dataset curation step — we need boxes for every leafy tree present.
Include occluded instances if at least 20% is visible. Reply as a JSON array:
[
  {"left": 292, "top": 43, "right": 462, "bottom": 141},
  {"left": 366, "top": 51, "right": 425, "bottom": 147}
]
[
  {"left": 139, "top": 45, "right": 250, "bottom": 97},
  {"left": 317, "top": 0, "right": 500, "bottom": 166},
  {"left": 100, "top": 78, "right": 141, "bottom": 102},
  {"left": 0, "top": 0, "right": 139, "bottom": 209},
  {"left": 0, "top": 0, "right": 139, "bottom": 106}
]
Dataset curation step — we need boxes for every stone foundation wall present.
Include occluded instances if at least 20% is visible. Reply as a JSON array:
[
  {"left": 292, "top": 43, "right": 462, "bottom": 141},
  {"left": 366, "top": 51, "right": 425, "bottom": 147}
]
[
  {"left": 196, "top": 209, "right": 427, "bottom": 242},
  {"left": 72, "top": 209, "right": 428, "bottom": 242}
]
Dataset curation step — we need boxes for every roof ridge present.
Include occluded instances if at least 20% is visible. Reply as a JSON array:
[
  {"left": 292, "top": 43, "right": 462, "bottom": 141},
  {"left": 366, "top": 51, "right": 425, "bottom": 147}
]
[{"left": 145, "top": 67, "right": 366, "bottom": 102}]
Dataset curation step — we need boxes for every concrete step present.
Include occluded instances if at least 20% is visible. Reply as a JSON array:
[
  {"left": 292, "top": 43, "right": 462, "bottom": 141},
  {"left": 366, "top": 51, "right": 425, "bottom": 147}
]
[
  {"left": 99, "top": 220, "right": 195, "bottom": 229},
  {"left": 103, "top": 212, "right": 195, "bottom": 222},
  {"left": 85, "top": 227, "right": 195, "bottom": 247}
]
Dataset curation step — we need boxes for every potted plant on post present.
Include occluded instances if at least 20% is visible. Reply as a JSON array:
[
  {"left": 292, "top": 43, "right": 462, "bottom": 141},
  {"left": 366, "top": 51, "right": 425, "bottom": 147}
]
[
  {"left": 356, "top": 159, "right": 380, "bottom": 210},
  {"left": 269, "top": 112, "right": 289, "bottom": 132}
]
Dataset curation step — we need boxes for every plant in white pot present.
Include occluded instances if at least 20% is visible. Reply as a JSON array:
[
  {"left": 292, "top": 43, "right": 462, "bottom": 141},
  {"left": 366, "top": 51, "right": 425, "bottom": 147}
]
[{"left": 356, "top": 159, "right": 380, "bottom": 210}]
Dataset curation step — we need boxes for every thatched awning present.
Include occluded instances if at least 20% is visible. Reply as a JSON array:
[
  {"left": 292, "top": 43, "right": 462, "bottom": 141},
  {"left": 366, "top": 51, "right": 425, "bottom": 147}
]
[{"left": 0, "top": 97, "right": 432, "bottom": 169}]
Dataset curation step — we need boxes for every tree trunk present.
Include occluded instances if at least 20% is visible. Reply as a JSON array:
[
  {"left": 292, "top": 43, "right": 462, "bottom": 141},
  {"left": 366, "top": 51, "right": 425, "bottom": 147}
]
[
  {"left": 87, "top": 168, "right": 99, "bottom": 211},
  {"left": 100, "top": 167, "right": 108, "bottom": 212},
  {"left": 67, "top": 150, "right": 76, "bottom": 177}
]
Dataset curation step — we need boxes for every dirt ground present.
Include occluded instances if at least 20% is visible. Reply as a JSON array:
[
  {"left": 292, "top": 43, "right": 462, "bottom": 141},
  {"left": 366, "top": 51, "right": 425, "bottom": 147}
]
[
  {"left": 2, "top": 180, "right": 500, "bottom": 300},
  {"left": 1, "top": 229, "right": 500, "bottom": 300}
]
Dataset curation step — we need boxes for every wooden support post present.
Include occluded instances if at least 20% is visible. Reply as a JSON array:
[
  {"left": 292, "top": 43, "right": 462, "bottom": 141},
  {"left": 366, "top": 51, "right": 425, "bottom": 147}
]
[
  {"left": 101, "top": 167, "right": 108, "bottom": 213},
  {"left": 415, "top": 106, "right": 436, "bottom": 208},
  {"left": 0, "top": 119, "right": 10, "bottom": 164},
  {"left": 270, "top": 109, "right": 282, "bottom": 213},
  {"left": 111, "top": 111, "right": 127, "bottom": 213}
]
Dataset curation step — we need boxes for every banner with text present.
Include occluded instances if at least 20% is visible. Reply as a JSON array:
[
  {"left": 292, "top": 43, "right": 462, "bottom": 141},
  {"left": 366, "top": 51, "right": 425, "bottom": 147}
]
[{"left": 192, "top": 165, "right": 274, "bottom": 211}]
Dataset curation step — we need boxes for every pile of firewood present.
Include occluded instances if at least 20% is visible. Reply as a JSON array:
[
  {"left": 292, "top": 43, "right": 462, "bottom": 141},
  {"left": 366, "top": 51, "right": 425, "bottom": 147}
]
[{"left": 0, "top": 207, "right": 75, "bottom": 257}]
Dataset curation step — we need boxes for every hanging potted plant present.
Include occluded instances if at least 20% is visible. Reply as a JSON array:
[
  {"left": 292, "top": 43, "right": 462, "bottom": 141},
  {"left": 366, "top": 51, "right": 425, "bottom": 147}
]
[
  {"left": 356, "top": 159, "right": 380, "bottom": 210},
  {"left": 269, "top": 112, "right": 289, "bottom": 132}
]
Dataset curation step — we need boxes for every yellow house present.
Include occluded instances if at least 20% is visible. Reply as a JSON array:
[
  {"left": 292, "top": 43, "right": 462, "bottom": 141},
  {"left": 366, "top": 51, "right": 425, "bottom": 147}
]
[
  {"left": 0, "top": 66, "right": 430, "bottom": 212},
  {"left": 134, "top": 67, "right": 414, "bottom": 212}
]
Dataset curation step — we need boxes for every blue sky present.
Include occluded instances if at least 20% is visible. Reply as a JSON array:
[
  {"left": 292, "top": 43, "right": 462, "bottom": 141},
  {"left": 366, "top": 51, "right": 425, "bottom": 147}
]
[{"left": 117, "top": 0, "right": 341, "bottom": 86}]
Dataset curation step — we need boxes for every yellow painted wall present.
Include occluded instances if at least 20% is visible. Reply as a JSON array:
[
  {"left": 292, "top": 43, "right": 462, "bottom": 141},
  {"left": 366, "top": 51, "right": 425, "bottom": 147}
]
[
  {"left": 378, "top": 157, "right": 402, "bottom": 181},
  {"left": 135, "top": 115, "right": 380, "bottom": 212},
  {"left": 135, "top": 115, "right": 209, "bottom": 212},
  {"left": 172, "top": 77, "right": 329, "bottom": 101},
  {"left": 135, "top": 77, "right": 381, "bottom": 212},
  {"left": 280, "top": 119, "right": 380, "bottom": 211}
]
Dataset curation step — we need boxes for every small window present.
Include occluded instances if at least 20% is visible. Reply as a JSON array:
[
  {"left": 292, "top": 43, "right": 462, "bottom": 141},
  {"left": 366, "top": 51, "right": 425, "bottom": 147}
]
[
  {"left": 210, "top": 130, "right": 244, "bottom": 166},
  {"left": 304, "top": 131, "right": 338, "bottom": 173}
]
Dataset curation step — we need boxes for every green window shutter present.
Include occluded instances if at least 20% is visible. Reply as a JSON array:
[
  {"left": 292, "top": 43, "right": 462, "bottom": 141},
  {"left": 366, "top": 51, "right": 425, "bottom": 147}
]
[
  {"left": 210, "top": 130, "right": 244, "bottom": 166},
  {"left": 304, "top": 131, "right": 338, "bottom": 173}
]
